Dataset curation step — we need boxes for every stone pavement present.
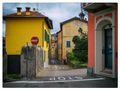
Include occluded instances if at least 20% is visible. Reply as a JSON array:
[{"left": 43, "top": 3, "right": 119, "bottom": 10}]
[
  {"left": 44, "top": 65, "right": 72, "bottom": 70},
  {"left": 36, "top": 65, "right": 87, "bottom": 77}
]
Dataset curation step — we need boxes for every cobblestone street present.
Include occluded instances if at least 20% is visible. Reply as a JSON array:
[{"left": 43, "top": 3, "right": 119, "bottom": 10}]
[
  {"left": 37, "top": 65, "right": 87, "bottom": 77},
  {"left": 36, "top": 59, "right": 87, "bottom": 77}
]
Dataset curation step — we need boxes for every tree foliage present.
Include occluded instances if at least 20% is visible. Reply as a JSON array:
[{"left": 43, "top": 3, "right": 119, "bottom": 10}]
[{"left": 67, "top": 29, "right": 88, "bottom": 68}]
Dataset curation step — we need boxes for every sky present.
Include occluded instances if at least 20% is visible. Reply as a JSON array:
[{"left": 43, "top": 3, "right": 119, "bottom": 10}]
[{"left": 3, "top": 3, "right": 87, "bottom": 36}]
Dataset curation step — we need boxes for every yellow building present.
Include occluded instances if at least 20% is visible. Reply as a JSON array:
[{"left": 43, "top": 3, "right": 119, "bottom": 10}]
[
  {"left": 58, "top": 17, "right": 87, "bottom": 64},
  {"left": 4, "top": 7, "right": 53, "bottom": 74}
]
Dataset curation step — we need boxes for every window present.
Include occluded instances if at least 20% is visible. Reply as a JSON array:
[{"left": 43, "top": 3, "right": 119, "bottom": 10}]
[{"left": 66, "top": 41, "right": 70, "bottom": 48}]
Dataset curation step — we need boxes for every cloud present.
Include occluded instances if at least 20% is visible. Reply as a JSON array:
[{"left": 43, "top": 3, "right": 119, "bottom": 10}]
[
  {"left": 45, "top": 7, "right": 70, "bottom": 21},
  {"left": 3, "top": 3, "right": 81, "bottom": 35}
]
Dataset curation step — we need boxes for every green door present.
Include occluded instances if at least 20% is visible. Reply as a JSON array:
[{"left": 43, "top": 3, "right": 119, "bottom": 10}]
[{"left": 105, "top": 28, "right": 112, "bottom": 69}]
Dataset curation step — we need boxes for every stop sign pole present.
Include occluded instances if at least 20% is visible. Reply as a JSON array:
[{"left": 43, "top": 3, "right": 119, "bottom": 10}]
[{"left": 31, "top": 36, "right": 39, "bottom": 45}]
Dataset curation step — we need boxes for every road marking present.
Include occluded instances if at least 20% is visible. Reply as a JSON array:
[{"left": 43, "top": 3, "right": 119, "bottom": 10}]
[
  {"left": 58, "top": 77, "right": 66, "bottom": 80},
  {"left": 49, "top": 76, "right": 83, "bottom": 81},
  {"left": 9, "top": 78, "right": 105, "bottom": 84},
  {"left": 49, "top": 77, "right": 56, "bottom": 81},
  {"left": 68, "top": 76, "right": 73, "bottom": 80}
]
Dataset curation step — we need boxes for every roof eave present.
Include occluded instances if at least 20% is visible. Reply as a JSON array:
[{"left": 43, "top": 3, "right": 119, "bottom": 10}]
[{"left": 45, "top": 17, "right": 53, "bottom": 29}]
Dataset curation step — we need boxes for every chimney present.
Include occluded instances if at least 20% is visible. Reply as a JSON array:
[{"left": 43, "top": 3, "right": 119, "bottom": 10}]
[
  {"left": 33, "top": 8, "right": 36, "bottom": 12},
  {"left": 17, "top": 7, "right": 22, "bottom": 15},
  {"left": 25, "top": 7, "right": 30, "bottom": 15}
]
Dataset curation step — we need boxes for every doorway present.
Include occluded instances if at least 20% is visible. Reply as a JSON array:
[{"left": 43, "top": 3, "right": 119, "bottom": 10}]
[
  {"left": 104, "top": 28, "right": 112, "bottom": 69},
  {"left": 95, "top": 19, "right": 115, "bottom": 77}
]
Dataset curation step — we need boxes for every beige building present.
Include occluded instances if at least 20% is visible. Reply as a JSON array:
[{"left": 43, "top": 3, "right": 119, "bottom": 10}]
[
  {"left": 56, "top": 31, "right": 62, "bottom": 61},
  {"left": 50, "top": 34, "right": 57, "bottom": 60},
  {"left": 57, "top": 17, "right": 88, "bottom": 64}
]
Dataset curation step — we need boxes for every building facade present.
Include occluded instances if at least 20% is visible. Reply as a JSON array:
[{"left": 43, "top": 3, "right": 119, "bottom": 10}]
[
  {"left": 57, "top": 17, "right": 88, "bottom": 64},
  {"left": 84, "top": 3, "right": 118, "bottom": 78},
  {"left": 4, "top": 7, "right": 53, "bottom": 74},
  {"left": 50, "top": 34, "right": 57, "bottom": 60},
  {"left": 57, "top": 31, "right": 62, "bottom": 61}
]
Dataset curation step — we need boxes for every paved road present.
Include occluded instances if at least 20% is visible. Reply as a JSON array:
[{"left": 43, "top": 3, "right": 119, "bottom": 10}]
[
  {"left": 3, "top": 60, "right": 117, "bottom": 88},
  {"left": 36, "top": 65, "right": 87, "bottom": 77},
  {"left": 3, "top": 77, "right": 117, "bottom": 88},
  {"left": 49, "top": 59, "right": 62, "bottom": 65}
]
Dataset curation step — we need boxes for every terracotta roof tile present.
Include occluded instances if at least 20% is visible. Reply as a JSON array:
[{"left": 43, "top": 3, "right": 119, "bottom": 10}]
[{"left": 4, "top": 11, "right": 47, "bottom": 18}]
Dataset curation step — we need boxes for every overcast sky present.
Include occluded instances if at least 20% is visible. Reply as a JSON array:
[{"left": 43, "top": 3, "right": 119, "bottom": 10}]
[{"left": 3, "top": 3, "right": 87, "bottom": 36}]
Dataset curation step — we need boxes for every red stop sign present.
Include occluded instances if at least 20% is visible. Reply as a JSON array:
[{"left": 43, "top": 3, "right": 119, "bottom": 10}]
[{"left": 31, "top": 36, "right": 39, "bottom": 45}]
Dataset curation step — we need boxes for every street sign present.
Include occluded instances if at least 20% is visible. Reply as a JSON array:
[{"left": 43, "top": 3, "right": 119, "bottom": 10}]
[{"left": 31, "top": 36, "right": 39, "bottom": 45}]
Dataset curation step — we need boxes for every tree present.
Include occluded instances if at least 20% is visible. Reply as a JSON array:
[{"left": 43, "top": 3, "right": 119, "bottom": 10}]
[
  {"left": 67, "top": 28, "right": 88, "bottom": 68},
  {"left": 73, "top": 32, "right": 88, "bottom": 63}
]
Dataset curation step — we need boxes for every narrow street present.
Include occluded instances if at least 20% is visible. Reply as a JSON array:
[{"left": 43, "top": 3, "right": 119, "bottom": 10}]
[{"left": 3, "top": 59, "right": 117, "bottom": 87}]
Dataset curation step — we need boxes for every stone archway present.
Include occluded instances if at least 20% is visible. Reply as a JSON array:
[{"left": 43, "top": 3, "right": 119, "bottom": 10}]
[{"left": 95, "top": 18, "right": 115, "bottom": 77}]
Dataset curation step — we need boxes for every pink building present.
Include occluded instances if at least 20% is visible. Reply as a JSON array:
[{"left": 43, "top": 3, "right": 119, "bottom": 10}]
[{"left": 84, "top": 3, "right": 118, "bottom": 78}]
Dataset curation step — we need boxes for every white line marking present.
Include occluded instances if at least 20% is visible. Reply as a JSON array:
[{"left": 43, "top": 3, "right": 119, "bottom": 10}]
[
  {"left": 8, "top": 78, "right": 105, "bottom": 84},
  {"left": 68, "top": 76, "right": 73, "bottom": 80},
  {"left": 58, "top": 77, "right": 66, "bottom": 80},
  {"left": 49, "top": 77, "right": 56, "bottom": 81}
]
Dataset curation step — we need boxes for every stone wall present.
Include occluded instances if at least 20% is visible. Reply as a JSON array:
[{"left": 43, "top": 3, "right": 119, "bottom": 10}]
[
  {"left": 36, "top": 47, "right": 44, "bottom": 74},
  {"left": 21, "top": 45, "right": 44, "bottom": 78}
]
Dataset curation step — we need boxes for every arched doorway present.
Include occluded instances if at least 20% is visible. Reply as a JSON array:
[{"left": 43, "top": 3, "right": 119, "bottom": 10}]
[{"left": 95, "top": 18, "right": 115, "bottom": 77}]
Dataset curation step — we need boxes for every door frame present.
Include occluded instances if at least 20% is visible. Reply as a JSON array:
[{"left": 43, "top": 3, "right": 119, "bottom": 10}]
[{"left": 95, "top": 16, "right": 115, "bottom": 78}]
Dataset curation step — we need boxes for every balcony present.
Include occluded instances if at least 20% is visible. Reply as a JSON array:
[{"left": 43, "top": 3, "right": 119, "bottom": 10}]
[{"left": 83, "top": 3, "right": 115, "bottom": 13}]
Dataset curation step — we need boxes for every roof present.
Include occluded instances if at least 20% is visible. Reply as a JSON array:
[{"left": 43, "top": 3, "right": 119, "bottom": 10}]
[
  {"left": 3, "top": 11, "right": 53, "bottom": 29},
  {"left": 60, "top": 17, "right": 88, "bottom": 31},
  {"left": 60, "top": 17, "right": 87, "bottom": 25},
  {"left": 56, "top": 30, "right": 61, "bottom": 35},
  {"left": 4, "top": 11, "right": 46, "bottom": 18},
  {"left": 51, "top": 33, "right": 57, "bottom": 41}
]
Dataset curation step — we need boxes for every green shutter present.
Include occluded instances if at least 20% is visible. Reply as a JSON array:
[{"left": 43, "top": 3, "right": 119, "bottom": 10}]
[{"left": 45, "top": 30, "right": 49, "bottom": 43}]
